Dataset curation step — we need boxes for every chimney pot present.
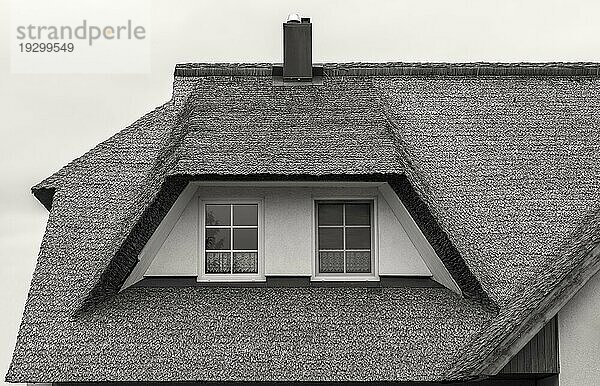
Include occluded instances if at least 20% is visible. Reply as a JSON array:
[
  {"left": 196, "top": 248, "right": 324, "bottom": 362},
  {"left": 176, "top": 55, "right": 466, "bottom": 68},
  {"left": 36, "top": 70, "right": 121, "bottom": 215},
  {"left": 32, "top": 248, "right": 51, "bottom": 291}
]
[
  {"left": 283, "top": 14, "right": 312, "bottom": 81},
  {"left": 287, "top": 13, "right": 301, "bottom": 23}
]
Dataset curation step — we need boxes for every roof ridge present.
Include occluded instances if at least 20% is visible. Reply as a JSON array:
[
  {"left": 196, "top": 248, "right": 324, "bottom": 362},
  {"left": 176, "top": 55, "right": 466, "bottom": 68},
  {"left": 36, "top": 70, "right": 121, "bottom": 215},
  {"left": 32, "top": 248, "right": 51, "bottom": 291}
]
[{"left": 174, "top": 62, "right": 600, "bottom": 77}]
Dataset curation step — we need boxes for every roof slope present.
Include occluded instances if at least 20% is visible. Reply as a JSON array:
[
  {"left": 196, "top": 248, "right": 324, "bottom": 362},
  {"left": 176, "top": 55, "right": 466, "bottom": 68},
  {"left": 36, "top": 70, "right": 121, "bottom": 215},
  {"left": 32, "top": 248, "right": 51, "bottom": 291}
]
[
  {"left": 377, "top": 74, "right": 600, "bottom": 376},
  {"left": 380, "top": 75, "right": 600, "bottom": 306},
  {"left": 170, "top": 75, "right": 400, "bottom": 176},
  {"left": 7, "top": 63, "right": 600, "bottom": 382},
  {"left": 8, "top": 287, "right": 490, "bottom": 382}
]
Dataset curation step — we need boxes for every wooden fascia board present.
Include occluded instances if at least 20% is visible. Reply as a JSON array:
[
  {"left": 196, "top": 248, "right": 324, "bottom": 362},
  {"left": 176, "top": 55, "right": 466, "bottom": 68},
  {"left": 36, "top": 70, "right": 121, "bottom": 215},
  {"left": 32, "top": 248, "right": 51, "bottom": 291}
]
[
  {"left": 120, "top": 182, "right": 198, "bottom": 290},
  {"left": 378, "top": 183, "right": 461, "bottom": 295}
]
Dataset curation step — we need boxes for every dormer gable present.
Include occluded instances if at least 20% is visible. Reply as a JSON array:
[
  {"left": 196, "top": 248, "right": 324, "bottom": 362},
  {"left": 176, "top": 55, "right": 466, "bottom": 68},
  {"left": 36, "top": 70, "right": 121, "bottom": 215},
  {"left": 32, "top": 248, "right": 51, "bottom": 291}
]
[{"left": 123, "top": 181, "right": 460, "bottom": 294}]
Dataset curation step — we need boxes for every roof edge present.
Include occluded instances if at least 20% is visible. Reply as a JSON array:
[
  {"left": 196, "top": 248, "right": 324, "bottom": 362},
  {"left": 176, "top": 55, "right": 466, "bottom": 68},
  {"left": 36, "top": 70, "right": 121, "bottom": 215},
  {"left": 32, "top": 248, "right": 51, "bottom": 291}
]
[
  {"left": 174, "top": 62, "right": 600, "bottom": 77},
  {"left": 444, "top": 208, "right": 600, "bottom": 380},
  {"left": 31, "top": 186, "right": 55, "bottom": 211},
  {"left": 479, "top": 241, "right": 600, "bottom": 377}
]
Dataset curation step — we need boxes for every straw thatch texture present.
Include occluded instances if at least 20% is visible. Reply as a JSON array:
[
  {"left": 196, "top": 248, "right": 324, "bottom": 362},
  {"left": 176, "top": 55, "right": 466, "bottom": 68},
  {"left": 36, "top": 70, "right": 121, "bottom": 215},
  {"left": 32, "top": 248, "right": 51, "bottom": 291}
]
[{"left": 7, "top": 63, "right": 600, "bottom": 383}]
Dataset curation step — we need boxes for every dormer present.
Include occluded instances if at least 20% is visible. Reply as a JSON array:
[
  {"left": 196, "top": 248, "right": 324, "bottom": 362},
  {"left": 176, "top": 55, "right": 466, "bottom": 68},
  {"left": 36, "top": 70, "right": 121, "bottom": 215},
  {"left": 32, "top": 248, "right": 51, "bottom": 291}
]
[{"left": 123, "top": 181, "right": 460, "bottom": 293}]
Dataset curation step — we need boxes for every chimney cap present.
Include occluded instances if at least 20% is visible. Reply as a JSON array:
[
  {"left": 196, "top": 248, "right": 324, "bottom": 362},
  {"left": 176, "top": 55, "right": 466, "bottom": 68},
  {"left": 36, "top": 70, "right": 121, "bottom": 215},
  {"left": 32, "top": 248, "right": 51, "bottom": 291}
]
[{"left": 286, "top": 13, "right": 301, "bottom": 23}]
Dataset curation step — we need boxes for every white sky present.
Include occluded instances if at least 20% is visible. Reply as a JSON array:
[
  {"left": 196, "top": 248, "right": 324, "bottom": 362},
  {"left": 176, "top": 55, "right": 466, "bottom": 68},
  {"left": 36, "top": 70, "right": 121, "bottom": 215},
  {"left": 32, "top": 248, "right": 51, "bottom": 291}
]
[{"left": 1, "top": 0, "right": 600, "bottom": 383}]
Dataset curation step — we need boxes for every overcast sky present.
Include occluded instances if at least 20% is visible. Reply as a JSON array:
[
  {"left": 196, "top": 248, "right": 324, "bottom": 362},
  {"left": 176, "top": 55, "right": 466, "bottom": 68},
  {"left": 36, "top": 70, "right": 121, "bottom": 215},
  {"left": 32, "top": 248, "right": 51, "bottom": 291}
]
[{"left": 1, "top": 0, "right": 600, "bottom": 383}]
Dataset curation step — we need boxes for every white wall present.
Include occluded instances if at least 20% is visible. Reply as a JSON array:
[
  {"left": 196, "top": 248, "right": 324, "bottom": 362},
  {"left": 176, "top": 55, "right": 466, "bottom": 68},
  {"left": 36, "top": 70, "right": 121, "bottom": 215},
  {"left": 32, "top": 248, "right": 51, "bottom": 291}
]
[
  {"left": 377, "top": 193, "right": 429, "bottom": 275},
  {"left": 261, "top": 187, "right": 314, "bottom": 275},
  {"left": 145, "top": 184, "right": 432, "bottom": 278},
  {"left": 145, "top": 195, "right": 198, "bottom": 276},
  {"left": 558, "top": 270, "right": 600, "bottom": 386}
]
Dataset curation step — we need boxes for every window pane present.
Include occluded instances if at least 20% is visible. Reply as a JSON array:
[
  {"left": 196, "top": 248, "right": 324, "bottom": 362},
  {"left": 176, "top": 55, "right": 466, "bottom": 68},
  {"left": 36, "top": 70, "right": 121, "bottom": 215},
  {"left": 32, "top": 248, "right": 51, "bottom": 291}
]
[
  {"left": 345, "top": 227, "right": 371, "bottom": 249},
  {"left": 233, "top": 252, "right": 258, "bottom": 273},
  {"left": 233, "top": 228, "right": 258, "bottom": 250},
  {"left": 206, "top": 205, "right": 230, "bottom": 226},
  {"left": 318, "top": 227, "right": 343, "bottom": 249},
  {"left": 318, "top": 204, "right": 343, "bottom": 226},
  {"left": 345, "top": 204, "right": 371, "bottom": 225},
  {"left": 233, "top": 204, "right": 258, "bottom": 226},
  {"left": 319, "top": 251, "right": 344, "bottom": 273},
  {"left": 206, "top": 252, "right": 231, "bottom": 274},
  {"left": 205, "top": 228, "right": 230, "bottom": 250},
  {"left": 346, "top": 251, "right": 371, "bottom": 273}
]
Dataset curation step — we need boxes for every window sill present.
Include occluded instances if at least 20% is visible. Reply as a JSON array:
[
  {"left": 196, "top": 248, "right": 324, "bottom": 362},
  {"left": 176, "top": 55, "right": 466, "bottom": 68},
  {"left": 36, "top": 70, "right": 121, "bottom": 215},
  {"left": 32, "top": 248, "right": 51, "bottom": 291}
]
[
  {"left": 311, "top": 276, "right": 379, "bottom": 282},
  {"left": 197, "top": 275, "right": 266, "bottom": 283}
]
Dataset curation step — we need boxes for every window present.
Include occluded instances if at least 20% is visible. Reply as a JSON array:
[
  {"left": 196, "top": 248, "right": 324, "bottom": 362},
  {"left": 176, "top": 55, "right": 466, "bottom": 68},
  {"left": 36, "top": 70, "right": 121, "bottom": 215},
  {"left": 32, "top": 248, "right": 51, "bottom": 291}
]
[
  {"left": 201, "top": 202, "right": 263, "bottom": 281},
  {"left": 315, "top": 201, "right": 375, "bottom": 278}
]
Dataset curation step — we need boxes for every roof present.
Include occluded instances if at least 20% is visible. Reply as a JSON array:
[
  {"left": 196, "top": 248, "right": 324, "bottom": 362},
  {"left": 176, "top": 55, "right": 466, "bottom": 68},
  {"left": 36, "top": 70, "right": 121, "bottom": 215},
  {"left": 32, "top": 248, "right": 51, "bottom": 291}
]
[
  {"left": 7, "top": 62, "right": 600, "bottom": 383},
  {"left": 170, "top": 72, "right": 399, "bottom": 176},
  {"left": 9, "top": 287, "right": 491, "bottom": 382}
]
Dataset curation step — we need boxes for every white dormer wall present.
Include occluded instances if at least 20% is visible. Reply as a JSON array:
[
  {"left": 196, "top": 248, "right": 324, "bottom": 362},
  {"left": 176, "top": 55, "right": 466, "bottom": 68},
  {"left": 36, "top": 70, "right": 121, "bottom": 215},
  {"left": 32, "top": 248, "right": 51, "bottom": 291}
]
[{"left": 123, "top": 182, "right": 460, "bottom": 294}]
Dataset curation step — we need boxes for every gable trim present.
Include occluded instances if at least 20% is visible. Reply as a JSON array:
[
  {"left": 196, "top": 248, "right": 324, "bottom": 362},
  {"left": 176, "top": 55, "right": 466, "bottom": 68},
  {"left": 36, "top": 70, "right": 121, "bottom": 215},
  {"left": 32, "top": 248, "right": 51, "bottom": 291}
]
[
  {"left": 121, "top": 182, "right": 198, "bottom": 290},
  {"left": 378, "top": 183, "right": 461, "bottom": 295}
]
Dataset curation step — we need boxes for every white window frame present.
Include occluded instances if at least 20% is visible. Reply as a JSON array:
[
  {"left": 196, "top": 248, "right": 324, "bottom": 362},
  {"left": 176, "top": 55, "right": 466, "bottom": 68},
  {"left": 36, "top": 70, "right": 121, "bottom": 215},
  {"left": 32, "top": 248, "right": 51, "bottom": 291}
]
[
  {"left": 198, "top": 199, "right": 265, "bottom": 282},
  {"left": 311, "top": 197, "right": 379, "bottom": 281}
]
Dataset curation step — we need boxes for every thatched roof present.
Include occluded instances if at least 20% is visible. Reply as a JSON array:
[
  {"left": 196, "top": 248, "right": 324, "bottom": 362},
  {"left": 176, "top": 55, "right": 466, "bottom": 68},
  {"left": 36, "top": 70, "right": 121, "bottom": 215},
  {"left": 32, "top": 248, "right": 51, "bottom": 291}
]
[{"left": 7, "top": 63, "right": 600, "bottom": 382}]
